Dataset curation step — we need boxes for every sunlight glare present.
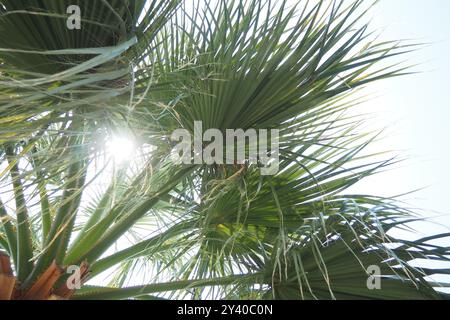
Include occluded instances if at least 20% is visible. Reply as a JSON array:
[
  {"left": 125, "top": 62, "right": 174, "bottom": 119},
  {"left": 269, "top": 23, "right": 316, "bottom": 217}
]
[{"left": 106, "top": 136, "right": 136, "bottom": 164}]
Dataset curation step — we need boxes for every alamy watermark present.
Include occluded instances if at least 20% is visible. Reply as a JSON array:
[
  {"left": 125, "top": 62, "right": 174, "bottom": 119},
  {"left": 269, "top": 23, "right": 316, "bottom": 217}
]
[
  {"left": 366, "top": 265, "right": 382, "bottom": 290},
  {"left": 171, "top": 121, "right": 280, "bottom": 175},
  {"left": 66, "top": 5, "right": 81, "bottom": 30},
  {"left": 66, "top": 265, "right": 81, "bottom": 290}
]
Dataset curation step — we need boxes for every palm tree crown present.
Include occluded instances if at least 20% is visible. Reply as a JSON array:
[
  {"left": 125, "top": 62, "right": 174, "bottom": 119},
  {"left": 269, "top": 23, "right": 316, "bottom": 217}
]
[{"left": 0, "top": 0, "right": 449, "bottom": 300}]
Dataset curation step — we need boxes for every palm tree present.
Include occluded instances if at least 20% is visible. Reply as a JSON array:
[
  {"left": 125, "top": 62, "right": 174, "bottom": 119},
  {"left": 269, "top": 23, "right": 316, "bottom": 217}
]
[{"left": 0, "top": 0, "right": 449, "bottom": 300}]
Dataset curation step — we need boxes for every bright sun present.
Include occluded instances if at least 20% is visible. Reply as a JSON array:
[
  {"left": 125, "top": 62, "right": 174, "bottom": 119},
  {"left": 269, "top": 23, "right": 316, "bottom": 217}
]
[{"left": 106, "top": 136, "right": 136, "bottom": 164}]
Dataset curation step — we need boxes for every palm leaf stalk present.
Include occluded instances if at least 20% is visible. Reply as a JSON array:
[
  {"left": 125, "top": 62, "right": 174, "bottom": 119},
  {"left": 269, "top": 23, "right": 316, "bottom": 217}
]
[{"left": 0, "top": 0, "right": 448, "bottom": 300}]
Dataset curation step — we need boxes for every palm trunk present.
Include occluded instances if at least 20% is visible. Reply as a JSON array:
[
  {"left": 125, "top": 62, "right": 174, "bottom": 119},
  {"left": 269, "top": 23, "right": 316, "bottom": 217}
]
[
  {"left": 0, "top": 252, "right": 88, "bottom": 300},
  {"left": 0, "top": 252, "right": 16, "bottom": 299}
]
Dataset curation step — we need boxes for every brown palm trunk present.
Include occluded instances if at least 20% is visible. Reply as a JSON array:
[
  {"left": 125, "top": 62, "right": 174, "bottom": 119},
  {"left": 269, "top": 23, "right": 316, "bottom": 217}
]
[
  {"left": 0, "top": 252, "right": 88, "bottom": 300},
  {"left": 0, "top": 252, "right": 16, "bottom": 299}
]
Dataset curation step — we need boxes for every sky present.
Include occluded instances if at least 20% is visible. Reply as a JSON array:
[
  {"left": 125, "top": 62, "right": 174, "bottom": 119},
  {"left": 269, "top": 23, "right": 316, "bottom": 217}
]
[
  {"left": 349, "top": 0, "right": 450, "bottom": 240},
  {"left": 340, "top": 0, "right": 450, "bottom": 288}
]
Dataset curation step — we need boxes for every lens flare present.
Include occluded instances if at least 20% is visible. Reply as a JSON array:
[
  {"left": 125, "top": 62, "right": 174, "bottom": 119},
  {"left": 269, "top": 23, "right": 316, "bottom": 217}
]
[{"left": 106, "top": 136, "right": 135, "bottom": 164}]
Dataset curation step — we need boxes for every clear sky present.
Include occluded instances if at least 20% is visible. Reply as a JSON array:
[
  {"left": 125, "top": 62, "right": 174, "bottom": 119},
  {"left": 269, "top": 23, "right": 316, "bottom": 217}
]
[
  {"left": 349, "top": 0, "right": 450, "bottom": 240},
  {"left": 351, "top": 0, "right": 450, "bottom": 290}
]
